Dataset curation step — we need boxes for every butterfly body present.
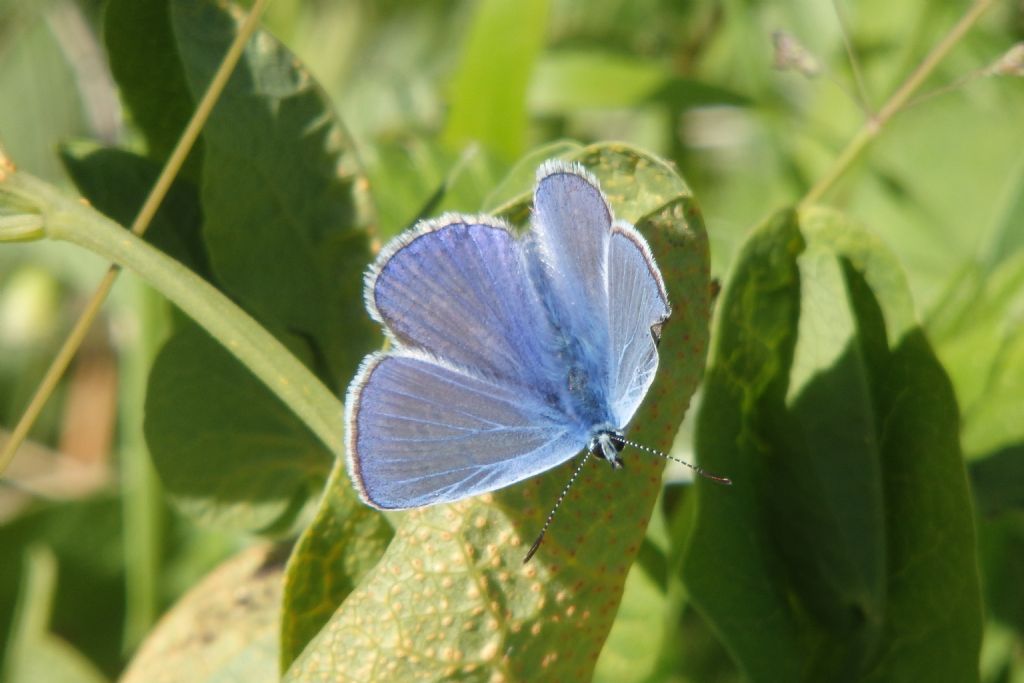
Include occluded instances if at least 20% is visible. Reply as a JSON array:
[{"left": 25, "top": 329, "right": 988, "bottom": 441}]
[{"left": 346, "top": 161, "right": 670, "bottom": 510}]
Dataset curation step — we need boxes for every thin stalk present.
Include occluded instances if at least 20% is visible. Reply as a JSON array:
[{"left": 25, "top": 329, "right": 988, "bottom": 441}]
[
  {"left": 800, "top": 0, "right": 994, "bottom": 207},
  {"left": 0, "top": 0, "right": 271, "bottom": 476},
  {"left": 832, "top": 0, "right": 873, "bottom": 115}
]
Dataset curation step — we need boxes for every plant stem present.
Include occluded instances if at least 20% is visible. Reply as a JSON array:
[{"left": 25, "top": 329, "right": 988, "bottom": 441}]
[
  {"left": 120, "top": 284, "right": 167, "bottom": 650},
  {"left": 800, "top": 0, "right": 994, "bottom": 207},
  {"left": 0, "top": 0, "right": 271, "bottom": 476}
]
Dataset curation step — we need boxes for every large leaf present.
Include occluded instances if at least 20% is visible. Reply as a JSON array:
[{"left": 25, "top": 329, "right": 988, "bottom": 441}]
[
  {"left": 278, "top": 462, "right": 394, "bottom": 671},
  {"left": 0, "top": 496, "right": 125, "bottom": 677},
  {"left": 170, "top": 0, "right": 376, "bottom": 390},
  {"left": 591, "top": 546, "right": 669, "bottom": 682},
  {"left": 682, "top": 207, "right": 983, "bottom": 682},
  {"left": 2, "top": 546, "right": 108, "bottom": 683},
  {"left": 117, "top": 0, "right": 383, "bottom": 531},
  {"left": 120, "top": 543, "right": 285, "bottom": 683},
  {"left": 145, "top": 321, "right": 331, "bottom": 532},
  {"left": 59, "top": 141, "right": 210, "bottom": 277},
  {"left": 982, "top": 155, "right": 1024, "bottom": 268},
  {"left": 285, "top": 143, "right": 712, "bottom": 681},
  {"left": 365, "top": 135, "right": 507, "bottom": 241},
  {"left": 927, "top": 253, "right": 1024, "bottom": 463},
  {"left": 104, "top": 0, "right": 201, "bottom": 177},
  {"left": 278, "top": 138, "right": 578, "bottom": 672}
]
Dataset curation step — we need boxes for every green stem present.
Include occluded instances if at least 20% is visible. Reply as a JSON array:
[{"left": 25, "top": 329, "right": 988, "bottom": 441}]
[
  {"left": 2, "top": 547, "right": 59, "bottom": 682},
  {"left": 0, "top": 0, "right": 271, "bottom": 475},
  {"left": 800, "top": 0, "right": 994, "bottom": 207},
  {"left": 5, "top": 171, "right": 343, "bottom": 456},
  {"left": 0, "top": 214, "right": 45, "bottom": 241},
  {"left": 120, "top": 284, "right": 167, "bottom": 650}
]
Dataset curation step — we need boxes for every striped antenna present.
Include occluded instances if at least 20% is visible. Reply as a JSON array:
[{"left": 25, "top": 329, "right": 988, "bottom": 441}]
[
  {"left": 523, "top": 452, "right": 591, "bottom": 563},
  {"left": 609, "top": 435, "right": 732, "bottom": 485}
]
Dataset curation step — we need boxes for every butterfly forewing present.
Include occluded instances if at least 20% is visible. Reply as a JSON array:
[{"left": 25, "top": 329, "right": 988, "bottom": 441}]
[{"left": 367, "top": 218, "right": 562, "bottom": 390}]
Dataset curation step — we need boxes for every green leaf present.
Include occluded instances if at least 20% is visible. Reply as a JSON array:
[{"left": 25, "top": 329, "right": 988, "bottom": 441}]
[
  {"left": 481, "top": 139, "right": 583, "bottom": 211},
  {"left": 284, "top": 143, "right": 710, "bottom": 682},
  {"left": 4, "top": 167, "right": 346, "bottom": 471},
  {"left": 170, "top": 0, "right": 376, "bottom": 389},
  {"left": 279, "top": 462, "right": 395, "bottom": 671},
  {"left": 528, "top": 50, "right": 746, "bottom": 117},
  {"left": 144, "top": 321, "right": 331, "bottom": 532},
  {"left": 0, "top": 496, "right": 126, "bottom": 677},
  {"left": 2, "top": 546, "right": 109, "bottom": 683},
  {"left": 529, "top": 50, "right": 673, "bottom": 114},
  {"left": 970, "top": 447, "right": 1024, "bottom": 519},
  {"left": 366, "top": 137, "right": 506, "bottom": 241},
  {"left": 363, "top": 136, "right": 454, "bottom": 240},
  {"left": 646, "top": 78, "right": 751, "bottom": 111},
  {"left": 983, "top": 157, "right": 1024, "bottom": 266},
  {"left": 0, "top": 6, "right": 92, "bottom": 183},
  {"left": 981, "top": 146, "right": 1024, "bottom": 270},
  {"left": 977, "top": 516, "right": 1024, "bottom": 636},
  {"left": 59, "top": 141, "right": 210, "bottom": 277},
  {"left": 682, "top": 207, "right": 983, "bottom": 682},
  {"left": 492, "top": 141, "right": 696, "bottom": 227},
  {"left": 104, "top": 0, "right": 201, "bottom": 177},
  {"left": 591, "top": 557, "right": 667, "bottom": 683},
  {"left": 927, "top": 253, "right": 1024, "bottom": 462},
  {"left": 120, "top": 544, "right": 285, "bottom": 683},
  {"left": 443, "top": 0, "right": 549, "bottom": 161}
]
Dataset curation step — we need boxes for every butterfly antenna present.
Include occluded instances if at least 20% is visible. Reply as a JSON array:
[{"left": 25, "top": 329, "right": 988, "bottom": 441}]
[
  {"left": 523, "top": 452, "right": 591, "bottom": 564},
  {"left": 610, "top": 436, "right": 732, "bottom": 486}
]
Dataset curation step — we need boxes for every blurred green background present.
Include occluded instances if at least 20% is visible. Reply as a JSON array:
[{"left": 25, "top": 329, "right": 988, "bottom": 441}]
[{"left": 1, "top": 0, "right": 1022, "bottom": 681}]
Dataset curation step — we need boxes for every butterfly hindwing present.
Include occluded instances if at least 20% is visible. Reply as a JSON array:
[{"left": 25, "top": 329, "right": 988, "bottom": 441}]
[
  {"left": 606, "top": 222, "right": 671, "bottom": 425},
  {"left": 346, "top": 350, "right": 582, "bottom": 509},
  {"left": 530, "top": 162, "right": 614, "bottom": 364}
]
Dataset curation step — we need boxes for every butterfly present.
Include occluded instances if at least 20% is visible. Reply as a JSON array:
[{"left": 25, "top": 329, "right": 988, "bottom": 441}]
[{"left": 344, "top": 160, "right": 676, "bottom": 550}]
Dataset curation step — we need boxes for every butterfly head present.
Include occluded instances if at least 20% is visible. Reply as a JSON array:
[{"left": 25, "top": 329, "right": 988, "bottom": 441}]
[{"left": 589, "top": 428, "right": 626, "bottom": 470}]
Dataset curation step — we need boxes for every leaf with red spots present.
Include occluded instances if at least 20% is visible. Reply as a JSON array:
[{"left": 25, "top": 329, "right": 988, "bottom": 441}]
[
  {"left": 279, "top": 462, "right": 394, "bottom": 671},
  {"left": 283, "top": 143, "right": 711, "bottom": 681}
]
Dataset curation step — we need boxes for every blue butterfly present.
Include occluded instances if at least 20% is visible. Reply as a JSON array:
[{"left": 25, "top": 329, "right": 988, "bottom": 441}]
[{"left": 345, "top": 161, "right": 671, "bottom": 521}]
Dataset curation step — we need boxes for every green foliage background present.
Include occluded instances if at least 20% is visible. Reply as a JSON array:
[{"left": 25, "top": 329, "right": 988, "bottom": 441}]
[{"left": 0, "top": 0, "right": 1022, "bottom": 681}]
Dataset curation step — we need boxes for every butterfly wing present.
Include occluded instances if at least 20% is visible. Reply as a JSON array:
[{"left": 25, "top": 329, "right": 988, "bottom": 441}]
[
  {"left": 531, "top": 162, "right": 671, "bottom": 428},
  {"left": 367, "top": 217, "right": 561, "bottom": 391},
  {"left": 606, "top": 223, "right": 671, "bottom": 425},
  {"left": 530, "top": 162, "right": 613, "bottom": 355},
  {"left": 346, "top": 350, "right": 584, "bottom": 509}
]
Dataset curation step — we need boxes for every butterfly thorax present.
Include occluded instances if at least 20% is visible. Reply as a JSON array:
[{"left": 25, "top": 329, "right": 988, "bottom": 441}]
[{"left": 559, "top": 335, "right": 619, "bottom": 429}]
